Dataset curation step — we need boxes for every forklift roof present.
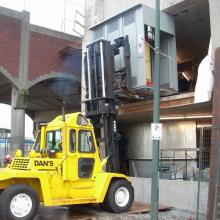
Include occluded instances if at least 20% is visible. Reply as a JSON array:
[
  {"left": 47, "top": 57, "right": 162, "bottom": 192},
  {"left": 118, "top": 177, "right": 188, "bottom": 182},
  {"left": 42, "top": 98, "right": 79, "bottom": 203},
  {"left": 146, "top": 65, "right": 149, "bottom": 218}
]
[{"left": 47, "top": 112, "right": 92, "bottom": 128}]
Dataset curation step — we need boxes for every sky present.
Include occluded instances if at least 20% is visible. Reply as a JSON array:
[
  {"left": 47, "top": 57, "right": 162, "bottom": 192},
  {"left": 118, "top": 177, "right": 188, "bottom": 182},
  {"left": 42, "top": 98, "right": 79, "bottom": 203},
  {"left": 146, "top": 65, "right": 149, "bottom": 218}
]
[
  {"left": 0, "top": 104, "right": 34, "bottom": 138},
  {"left": 0, "top": 0, "right": 85, "bottom": 35},
  {"left": 0, "top": 0, "right": 85, "bottom": 138}
]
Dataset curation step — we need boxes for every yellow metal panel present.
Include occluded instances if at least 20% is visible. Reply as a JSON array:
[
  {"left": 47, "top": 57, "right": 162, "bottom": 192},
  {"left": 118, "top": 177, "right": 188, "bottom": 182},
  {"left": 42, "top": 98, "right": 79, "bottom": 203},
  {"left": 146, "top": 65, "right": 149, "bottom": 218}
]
[
  {"left": 145, "top": 44, "right": 152, "bottom": 84},
  {"left": 40, "top": 126, "right": 46, "bottom": 150},
  {"left": 95, "top": 172, "right": 129, "bottom": 203}
]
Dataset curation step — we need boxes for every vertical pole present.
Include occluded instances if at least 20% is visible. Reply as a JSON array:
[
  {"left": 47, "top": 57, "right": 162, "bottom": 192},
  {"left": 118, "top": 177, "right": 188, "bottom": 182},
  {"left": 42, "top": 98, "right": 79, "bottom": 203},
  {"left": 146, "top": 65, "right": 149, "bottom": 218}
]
[
  {"left": 185, "top": 151, "right": 187, "bottom": 180},
  {"left": 150, "top": 0, "right": 160, "bottom": 219},
  {"left": 100, "top": 41, "right": 106, "bottom": 97},
  {"left": 196, "top": 127, "right": 203, "bottom": 220},
  {"left": 86, "top": 48, "right": 92, "bottom": 99}
]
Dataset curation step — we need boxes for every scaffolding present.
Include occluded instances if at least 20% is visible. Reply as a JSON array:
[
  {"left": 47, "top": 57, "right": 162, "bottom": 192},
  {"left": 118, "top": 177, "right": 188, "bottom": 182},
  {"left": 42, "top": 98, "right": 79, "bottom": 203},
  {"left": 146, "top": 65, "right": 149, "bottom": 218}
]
[{"left": 160, "top": 148, "right": 200, "bottom": 180}]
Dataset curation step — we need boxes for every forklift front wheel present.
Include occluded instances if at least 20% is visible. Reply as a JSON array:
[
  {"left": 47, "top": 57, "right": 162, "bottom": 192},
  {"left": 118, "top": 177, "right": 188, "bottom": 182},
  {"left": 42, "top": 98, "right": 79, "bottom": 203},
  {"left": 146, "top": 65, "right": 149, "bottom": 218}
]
[
  {"left": 0, "top": 184, "right": 39, "bottom": 220},
  {"left": 104, "top": 179, "right": 134, "bottom": 213}
]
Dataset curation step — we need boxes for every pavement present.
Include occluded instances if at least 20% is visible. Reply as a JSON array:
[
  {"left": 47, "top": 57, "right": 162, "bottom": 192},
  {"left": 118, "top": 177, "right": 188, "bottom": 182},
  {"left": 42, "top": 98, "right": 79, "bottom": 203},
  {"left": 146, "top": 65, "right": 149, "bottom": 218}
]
[
  {"left": 34, "top": 203, "right": 204, "bottom": 220},
  {"left": 0, "top": 202, "right": 205, "bottom": 220}
]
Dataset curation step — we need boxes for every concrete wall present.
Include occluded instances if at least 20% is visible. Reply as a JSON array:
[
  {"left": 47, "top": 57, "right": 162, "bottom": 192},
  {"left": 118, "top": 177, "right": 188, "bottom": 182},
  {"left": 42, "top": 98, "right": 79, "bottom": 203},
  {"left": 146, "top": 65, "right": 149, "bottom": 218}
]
[
  {"left": 0, "top": 13, "right": 21, "bottom": 78},
  {"left": 209, "top": 0, "right": 220, "bottom": 50},
  {"left": 130, "top": 177, "right": 208, "bottom": 213},
  {"left": 28, "top": 29, "right": 81, "bottom": 81},
  {"left": 86, "top": 0, "right": 186, "bottom": 26},
  {"left": 121, "top": 121, "right": 196, "bottom": 159},
  {"left": 0, "top": 6, "right": 81, "bottom": 89},
  {"left": 120, "top": 121, "right": 197, "bottom": 178}
]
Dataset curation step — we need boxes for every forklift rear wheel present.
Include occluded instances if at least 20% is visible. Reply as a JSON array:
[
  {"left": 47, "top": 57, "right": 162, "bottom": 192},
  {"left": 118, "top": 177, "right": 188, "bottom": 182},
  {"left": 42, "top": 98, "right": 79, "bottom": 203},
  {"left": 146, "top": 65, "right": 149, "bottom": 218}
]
[
  {"left": 0, "top": 184, "right": 39, "bottom": 220},
  {"left": 104, "top": 179, "right": 134, "bottom": 213}
]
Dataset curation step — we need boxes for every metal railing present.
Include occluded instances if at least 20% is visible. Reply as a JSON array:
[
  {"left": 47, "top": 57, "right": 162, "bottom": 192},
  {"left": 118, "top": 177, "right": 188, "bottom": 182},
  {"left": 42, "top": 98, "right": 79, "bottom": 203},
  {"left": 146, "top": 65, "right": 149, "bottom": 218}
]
[
  {"left": 160, "top": 148, "right": 201, "bottom": 180},
  {"left": 159, "top": 126, "right": 211, "bottom": 219}
]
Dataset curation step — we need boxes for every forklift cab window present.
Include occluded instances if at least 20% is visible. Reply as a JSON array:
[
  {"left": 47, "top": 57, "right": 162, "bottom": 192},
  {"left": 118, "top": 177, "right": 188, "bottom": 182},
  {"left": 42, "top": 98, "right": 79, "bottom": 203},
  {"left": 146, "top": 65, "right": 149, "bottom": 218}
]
[
  {"left": 46, "top": 130, "right": 62, "bottom": 152},
  {"left": 33, "top": 131, "right": 41, "bottom": 152},
  {"left": 78, "top": 130, "right": 95, "bottom": 153},
  {"left": 70, "top": 130, "right": 76, "bottom": 152},
  {"left": 77, "top": 115, "right": 88, "bottom": 126}
]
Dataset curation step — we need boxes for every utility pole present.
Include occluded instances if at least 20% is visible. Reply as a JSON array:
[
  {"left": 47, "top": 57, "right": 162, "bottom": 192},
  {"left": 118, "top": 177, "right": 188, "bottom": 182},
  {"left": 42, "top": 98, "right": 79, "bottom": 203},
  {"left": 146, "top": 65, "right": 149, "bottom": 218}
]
[{"left": 150, "top": 0, "right": 161, "bottom": 220}]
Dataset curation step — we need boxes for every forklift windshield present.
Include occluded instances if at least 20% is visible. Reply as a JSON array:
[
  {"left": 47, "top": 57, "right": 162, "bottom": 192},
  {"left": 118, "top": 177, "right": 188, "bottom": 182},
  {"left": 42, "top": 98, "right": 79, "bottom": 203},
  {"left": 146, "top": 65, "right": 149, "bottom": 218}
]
[{"left": 46, "top": 130, "right": 62, "bottom": 152}]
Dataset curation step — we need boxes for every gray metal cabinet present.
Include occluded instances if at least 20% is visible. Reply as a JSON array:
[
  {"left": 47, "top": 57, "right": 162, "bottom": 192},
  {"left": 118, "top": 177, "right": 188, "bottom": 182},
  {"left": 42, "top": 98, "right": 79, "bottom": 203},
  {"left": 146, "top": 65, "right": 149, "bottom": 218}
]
[{"left": 90, "top": 4, "right": 178, "bottom": 94}]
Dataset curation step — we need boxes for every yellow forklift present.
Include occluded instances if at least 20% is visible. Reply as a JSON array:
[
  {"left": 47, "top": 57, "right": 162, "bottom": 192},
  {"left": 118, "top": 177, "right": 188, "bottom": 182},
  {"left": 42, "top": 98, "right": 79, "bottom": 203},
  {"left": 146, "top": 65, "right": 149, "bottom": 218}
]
[
  {"left": 0, "top": 112, "right": 133, "bottom": 220},
  {"left": 0, "top": 38, "right": 134, "bottom": 220}
]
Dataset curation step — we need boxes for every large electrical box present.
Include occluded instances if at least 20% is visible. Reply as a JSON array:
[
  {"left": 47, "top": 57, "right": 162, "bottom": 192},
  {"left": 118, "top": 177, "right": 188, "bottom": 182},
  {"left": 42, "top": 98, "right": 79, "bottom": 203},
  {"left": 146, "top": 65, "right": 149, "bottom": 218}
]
[{"left": 89, "top": 4, "right": 178, "bottom": 94}]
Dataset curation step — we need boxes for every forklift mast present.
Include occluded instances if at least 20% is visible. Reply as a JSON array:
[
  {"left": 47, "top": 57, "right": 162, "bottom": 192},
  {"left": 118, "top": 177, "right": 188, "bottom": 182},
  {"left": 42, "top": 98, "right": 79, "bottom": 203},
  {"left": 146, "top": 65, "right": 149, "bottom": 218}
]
[{"left": 84, "top": 37, "right": 131, "bottom": 172}]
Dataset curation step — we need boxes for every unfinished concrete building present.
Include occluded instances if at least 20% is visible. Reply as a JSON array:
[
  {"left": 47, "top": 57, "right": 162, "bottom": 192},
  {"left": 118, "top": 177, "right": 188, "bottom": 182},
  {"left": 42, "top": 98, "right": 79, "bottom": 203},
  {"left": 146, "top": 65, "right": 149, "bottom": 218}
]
[
  {"left": 82, "top": 0, "right": 220, "bottom": 215},
  {"left": 83, "top": 0, "right": 211, "bottom": 176}
]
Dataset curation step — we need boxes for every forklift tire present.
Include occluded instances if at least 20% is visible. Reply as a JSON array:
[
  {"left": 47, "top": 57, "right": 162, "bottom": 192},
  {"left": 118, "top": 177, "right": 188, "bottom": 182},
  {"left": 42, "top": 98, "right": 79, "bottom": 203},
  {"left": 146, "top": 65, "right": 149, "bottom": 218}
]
[
  {"left": 104, "top": 179, "right": 134, "bottom": 213},
  {"left": 0, "top": 184, "right": 39, "bottom": 220}
]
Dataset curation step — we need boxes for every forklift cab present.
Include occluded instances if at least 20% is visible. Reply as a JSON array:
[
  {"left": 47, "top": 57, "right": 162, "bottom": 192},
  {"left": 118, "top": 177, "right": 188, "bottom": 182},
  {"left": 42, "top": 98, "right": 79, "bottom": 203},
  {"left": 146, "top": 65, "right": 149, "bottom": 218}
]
[{"left": 32, "top": 113, "right": 102, "bottom": 181}]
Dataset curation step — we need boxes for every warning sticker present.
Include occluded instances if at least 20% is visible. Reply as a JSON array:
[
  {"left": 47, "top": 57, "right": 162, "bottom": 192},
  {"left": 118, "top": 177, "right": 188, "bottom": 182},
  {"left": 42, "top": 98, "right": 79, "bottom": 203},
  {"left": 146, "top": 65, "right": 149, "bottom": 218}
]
[{"left": 151, "top": 123, "right": 162, "bottom": 140}]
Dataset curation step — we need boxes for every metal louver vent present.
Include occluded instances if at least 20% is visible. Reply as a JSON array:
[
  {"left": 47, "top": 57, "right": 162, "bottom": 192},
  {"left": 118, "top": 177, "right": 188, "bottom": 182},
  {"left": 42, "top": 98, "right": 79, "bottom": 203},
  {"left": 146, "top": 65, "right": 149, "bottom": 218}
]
[{"left": 11, "top": 158, "right": 31, "bottom": 170}]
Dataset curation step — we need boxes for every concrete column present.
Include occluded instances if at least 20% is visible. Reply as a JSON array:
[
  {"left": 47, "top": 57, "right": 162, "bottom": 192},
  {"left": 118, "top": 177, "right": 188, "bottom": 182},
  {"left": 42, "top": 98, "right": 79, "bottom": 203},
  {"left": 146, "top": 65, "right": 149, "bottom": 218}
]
[
  {"left": 10, "top": 10, "right": 30, "bottom": 155},
  {"left": 18, "top": 10, "right": 30, "bottom": 89},
  {"left": 10, "top": 87, "right": 25, "bottom": 154},
  {"left": 207, "top": 1, "right": 220, "bottom": 219},
  {"left": 209, "top": 0, "right": 220, "bottom": 50}
]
